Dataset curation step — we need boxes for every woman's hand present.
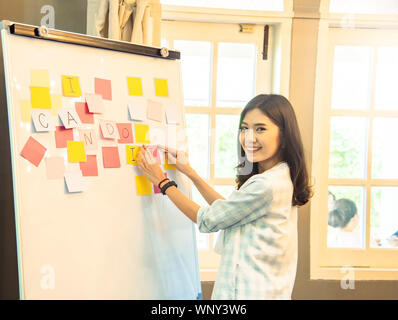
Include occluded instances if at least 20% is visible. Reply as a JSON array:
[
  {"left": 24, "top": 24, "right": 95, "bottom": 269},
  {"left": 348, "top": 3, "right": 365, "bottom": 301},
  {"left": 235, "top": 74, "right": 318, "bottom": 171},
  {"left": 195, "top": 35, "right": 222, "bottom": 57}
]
[
  {"left": 158, "top": 145, "right": 195, "bottom": 178},
  {"left": 137, "top": 146, "right": 168, "bottom": 186}
]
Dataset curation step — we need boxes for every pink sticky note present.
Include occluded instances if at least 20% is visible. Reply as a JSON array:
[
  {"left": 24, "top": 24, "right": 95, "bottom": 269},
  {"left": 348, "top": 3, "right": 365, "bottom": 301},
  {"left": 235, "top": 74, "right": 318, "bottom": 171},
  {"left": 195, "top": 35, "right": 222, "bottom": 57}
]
[
  {"left": 75, "top": 101, "right": 94, "bottom": 124},
  {"left": 117, "top": 123, "right": 134, "bottom": 144},
  {"left": 86, "top": 93, "right": 105, "bottom": 114},
  {"left": 102, "top": 146, "right": 121, "bottom": 168},
  {"left": 95, "top": 78, "right": 112, "bottom": 101},
  {"left": 55, "top": 126, "right": 74, "bottom": 148},
  {"left": 147, "top": 145, "right": 161, "bottom": 164},
  {"left": 20, "top": 136, "right": 47, "bottom": 167},
  {"left": 79, "top": 155, "right": 98, "bottom": 176},
  {"left": 45, "top": 157, "right": 65, "bottom": 179},
  {"left": 154, "top": 173, "right": 168, "bottom": 194},
  {"left": 147, "top": 100, "right": 163, "bottom": 122}
]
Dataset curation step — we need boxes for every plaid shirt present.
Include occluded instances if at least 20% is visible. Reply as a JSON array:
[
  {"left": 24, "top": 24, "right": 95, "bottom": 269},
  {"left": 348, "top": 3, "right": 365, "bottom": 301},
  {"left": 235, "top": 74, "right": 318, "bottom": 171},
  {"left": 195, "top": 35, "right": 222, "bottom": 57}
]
[{"left": 197, "top": 162, "right": 298, "bottom": 300}]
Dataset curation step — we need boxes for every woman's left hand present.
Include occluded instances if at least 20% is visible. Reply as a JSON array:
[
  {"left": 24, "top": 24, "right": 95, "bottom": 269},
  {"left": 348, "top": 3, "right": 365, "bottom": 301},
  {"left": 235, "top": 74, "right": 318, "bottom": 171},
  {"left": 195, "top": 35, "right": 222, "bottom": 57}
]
[{"left": 137, "top": 146, "right": 167, "bottom": 186}]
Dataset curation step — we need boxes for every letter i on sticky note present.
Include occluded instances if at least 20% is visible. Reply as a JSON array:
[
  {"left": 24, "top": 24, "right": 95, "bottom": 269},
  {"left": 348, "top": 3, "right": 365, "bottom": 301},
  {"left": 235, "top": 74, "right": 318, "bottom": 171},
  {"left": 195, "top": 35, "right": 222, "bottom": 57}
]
[
  {"left": 62, "top": 76, "right": 82, "bottom": 97},
  {"left": 136, "top": 175, "right": 152, "bottom": 195},
  {"left": 126, "top": 146, "right": 140, "bottom": 165}
]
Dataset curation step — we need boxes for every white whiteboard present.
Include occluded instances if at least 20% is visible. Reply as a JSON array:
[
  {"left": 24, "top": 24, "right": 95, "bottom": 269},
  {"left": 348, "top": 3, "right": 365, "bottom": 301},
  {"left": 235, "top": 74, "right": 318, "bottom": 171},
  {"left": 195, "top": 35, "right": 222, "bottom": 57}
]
[{"left": 1, "top": 26, "right": 200, "bottom": 299}]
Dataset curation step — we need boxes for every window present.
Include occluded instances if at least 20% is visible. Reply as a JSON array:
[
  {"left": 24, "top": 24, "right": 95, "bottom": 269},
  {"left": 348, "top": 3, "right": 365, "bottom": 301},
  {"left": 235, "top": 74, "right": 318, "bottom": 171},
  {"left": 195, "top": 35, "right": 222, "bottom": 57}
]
[
  {"left": 329, "top": 0, "right": 398, "bottom": 15},
  {"left": 312, "top": 27, "right": 398, "bottom": 279}
]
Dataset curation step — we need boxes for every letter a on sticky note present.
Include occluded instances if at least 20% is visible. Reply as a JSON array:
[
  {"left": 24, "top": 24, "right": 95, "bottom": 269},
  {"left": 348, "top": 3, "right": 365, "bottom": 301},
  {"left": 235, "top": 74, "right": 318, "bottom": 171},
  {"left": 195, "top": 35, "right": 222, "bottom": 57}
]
[
  {"left": 62, "top": 76, "right": 82, "bottom": 97},
  {"left": 136, "top": 175, "right": 152, "bottom": 195},
  {"left": 154, "top": 78, "right": 169, "bottom": 97},
  {"left": 67, "top": 141, "right": 86, "bottom": 162},
  {"left": 30, "top": 86, "right": 52, "bottom": 109},
  {"left": 134, "top": 124, "right": 150, "bottom": 143},
  {"left": 127, "top": 77, "right": 143, "bottom": 96}
]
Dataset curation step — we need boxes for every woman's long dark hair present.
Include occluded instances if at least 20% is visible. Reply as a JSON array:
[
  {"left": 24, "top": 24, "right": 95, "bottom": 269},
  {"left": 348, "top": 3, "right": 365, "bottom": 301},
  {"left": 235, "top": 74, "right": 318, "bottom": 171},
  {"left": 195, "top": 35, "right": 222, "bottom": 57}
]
[{"left": 236, "top": 94, "right": 312, "bottom": 207}]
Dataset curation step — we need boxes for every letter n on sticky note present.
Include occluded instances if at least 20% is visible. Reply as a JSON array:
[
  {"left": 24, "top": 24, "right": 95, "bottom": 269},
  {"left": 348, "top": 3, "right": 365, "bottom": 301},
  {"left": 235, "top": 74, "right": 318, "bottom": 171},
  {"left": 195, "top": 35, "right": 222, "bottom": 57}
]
[
  {"left": 62, "top": 76, "right": 82, "bottom": 97},
  {"left": 136, "top": 175, "right": 152, "bottom": 195},
  {"left": 67, "top": 141, "right": 86, "bottom": 162}
]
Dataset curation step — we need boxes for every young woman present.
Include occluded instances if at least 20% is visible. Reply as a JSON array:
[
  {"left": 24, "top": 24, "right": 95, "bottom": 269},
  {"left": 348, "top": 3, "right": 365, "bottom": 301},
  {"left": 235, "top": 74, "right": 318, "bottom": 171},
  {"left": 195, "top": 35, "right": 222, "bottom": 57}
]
[{"left": 137, "top": 94, "right": 312, "bottom": 300}]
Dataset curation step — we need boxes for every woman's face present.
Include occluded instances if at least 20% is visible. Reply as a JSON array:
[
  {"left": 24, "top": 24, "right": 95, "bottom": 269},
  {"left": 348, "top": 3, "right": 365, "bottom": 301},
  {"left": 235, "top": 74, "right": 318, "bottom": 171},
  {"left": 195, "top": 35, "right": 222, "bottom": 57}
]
[{"left": 239, "top": 108, "right": 281, "bottom": 171}]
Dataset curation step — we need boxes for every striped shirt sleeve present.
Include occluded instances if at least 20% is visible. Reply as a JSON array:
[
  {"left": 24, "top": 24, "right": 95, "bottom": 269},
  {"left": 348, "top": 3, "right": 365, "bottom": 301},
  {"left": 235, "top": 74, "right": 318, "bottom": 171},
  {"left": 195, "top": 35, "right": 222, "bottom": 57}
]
[{"left": 197, "top": 175, "right": 272, "bottom": 233}]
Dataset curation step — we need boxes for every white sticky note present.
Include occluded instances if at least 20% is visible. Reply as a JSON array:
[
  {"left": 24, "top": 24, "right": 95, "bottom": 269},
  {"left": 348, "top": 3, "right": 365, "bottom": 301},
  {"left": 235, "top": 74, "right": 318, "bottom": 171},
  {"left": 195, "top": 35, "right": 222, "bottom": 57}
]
[
  {"left": 64, "top": 171, "right": 85, "bottom": 193},
  {"left": 58, "top": 108, "right": 82, "bottom": 129},
  {"left": 31, "top": 109, "right": 55, "bottom": 131},
  {"left": 128, "top": 101, "right": 146, "bottom": 122},
  {"left": 78, "top": 128, "right": 98, "bottom": 150},
  {"left": 86, "top": 93, "right": 105, "bottom": 114},
  {"left": 99, "top": 119, "right": 120, "bottom": 140},
  {"left": 165, "top": 105, "right": 180, "bottom": 125}
]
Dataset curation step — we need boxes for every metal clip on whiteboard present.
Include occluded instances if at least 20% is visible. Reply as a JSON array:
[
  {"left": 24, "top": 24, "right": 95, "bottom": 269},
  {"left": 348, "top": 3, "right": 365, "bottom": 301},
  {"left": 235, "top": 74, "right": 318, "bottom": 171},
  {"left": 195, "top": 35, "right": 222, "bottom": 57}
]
[
  {"left": 160, "top": 47, "right": 169, "bottom": 58},
  {"left": 37, "top": 25, "right": 49, "bottom": 37}
]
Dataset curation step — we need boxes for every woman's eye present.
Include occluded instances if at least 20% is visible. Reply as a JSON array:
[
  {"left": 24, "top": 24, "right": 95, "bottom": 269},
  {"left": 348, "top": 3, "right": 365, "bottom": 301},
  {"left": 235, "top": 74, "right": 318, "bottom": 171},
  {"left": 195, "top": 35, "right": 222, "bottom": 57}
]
[
  {"left": 257, "top": 127, "right": 266, "bottom": 132},
  {"left": 240, "top": 127, "right": 248, "bottom": 131}
]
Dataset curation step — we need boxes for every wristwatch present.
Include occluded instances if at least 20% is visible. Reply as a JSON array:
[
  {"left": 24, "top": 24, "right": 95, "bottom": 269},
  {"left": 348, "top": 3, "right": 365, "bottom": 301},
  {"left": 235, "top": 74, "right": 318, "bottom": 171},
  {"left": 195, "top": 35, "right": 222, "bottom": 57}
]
[{"left": 160, "top": 180, "right": 178, "bottom": 195}]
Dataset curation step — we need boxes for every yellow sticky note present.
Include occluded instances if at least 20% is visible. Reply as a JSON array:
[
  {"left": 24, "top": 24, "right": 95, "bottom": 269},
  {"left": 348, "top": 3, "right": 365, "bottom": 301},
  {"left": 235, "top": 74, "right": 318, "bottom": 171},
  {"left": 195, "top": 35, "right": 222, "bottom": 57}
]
[
  {"left": 134, "top": 124, "right": 150, "bottom": 143},
  {"left": 136, "top": 175, "right": 152, "bottom": 195},
  {"left": 154, "top": 78, "right": 168, "bottom": 97},
  {"left": 30, "top": 70, "right": 50, "bottom": 87},
  {"left": 126, "top": 146, "right": 141, "bottom": 165},
  {"left": 62, "top": 76, "right": 82, "bottom": 97},
  {"left": 127, "top": 77, "right": 143, "bottom": 96},
  {"left": 30, "top": 86, "right": 52, "bottom": 109},
  {"left": 50, "top": 94, "right": 62, "bottom": 115},
  {"left": 163, "top": 153, "right": 176, "bottom": 170},
  {"left": 67, "top": 141, "right": 86, "bottom": 162},
  {"left": 19, "top": 100, "right": 32, "bottom": 122}
]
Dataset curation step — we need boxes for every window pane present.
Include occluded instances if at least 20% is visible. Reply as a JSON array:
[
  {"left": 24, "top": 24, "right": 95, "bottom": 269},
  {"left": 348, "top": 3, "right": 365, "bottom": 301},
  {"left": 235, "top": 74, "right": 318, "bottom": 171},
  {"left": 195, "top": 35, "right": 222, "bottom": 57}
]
[
  {"left": 185, "top": 113, "right": 210, "bottom": 178},
  {"left": 330, "top": 0, "right": 398, "bottom": 14},
  {"left": 216, "top": 43, "right": 256, "bottom": 108},
  {"left": 161, "top": 0, "right": 284, "bottom": 11},
  {"left": 191, "top": 187, "right": 209, "bottom": 250},
  {"left": 331, "top": 46, "right": 373, "bottom": 110},
  {"left": 161, "top": 39, "right": 169, "bottom": 48},
  {"left": 329, "top": 117, "right": 367, "bottom": 179},
  {"left": 327, "top": 186, "right": 365, "bottom": 249},
  {"left": 174, "top": 41, "right": 212, "bottom": 106},
  {"left": 372, "top": 118, "right": 398, "bottom": 179},
  {"left": 371, "top": 187, "right": 398, "bottom": 249},
  {"left": 374, "top": 47, "right": 398, "bottom": 110},
  {"left": 215, "top": 115, "right": 240, "bottom": 178}
]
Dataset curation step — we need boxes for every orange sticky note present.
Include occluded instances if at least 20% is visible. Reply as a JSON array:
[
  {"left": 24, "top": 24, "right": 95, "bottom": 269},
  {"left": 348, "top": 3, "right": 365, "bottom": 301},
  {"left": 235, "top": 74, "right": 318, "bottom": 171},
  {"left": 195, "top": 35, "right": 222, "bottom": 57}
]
[
  {"left": 79, "top": 155, "right": 98, "bottom": 177},
  {"left": 55, "top": 126, "right": 74, "bottom": 148},
  {"left": 134, "top": 124, "right": 150, "bottom": 143},
  {"left": 20, "top": 136, "right": 47, "bottom": 167},
  {"left": 126, "top": 146, "right": 140, "bottom": 165},
  {"left": 62, "top": 76, "right": 82, "bottom": 97},
  {"left": 45, "top": 157, "right": 65, "bottom": 180},
  {"left": 67, "top": 141, "right": 86, "bottom": 162},
  {"left": 117, "top": 123, "right": 134, "bottom": 144},
  {"left": 30, "top": 86, "right": 52, "bottom": 109},
  {"left": 102, "top": 146, "right": 121, "bottom": 168},
  {"left": 154, "top": 78, "right": 168, "bottom": 97},
  {"left": 136, "top": 175, "right": 152, "bottom": 195},
  {"left": 95, "top": 78, "right": 112, "bottom": 101},
  {"left": 147, "top": 100, "right": 163, "bottom": 122},
  {"left": 127, "top": 77, "right": 143, "bottom": 96}
]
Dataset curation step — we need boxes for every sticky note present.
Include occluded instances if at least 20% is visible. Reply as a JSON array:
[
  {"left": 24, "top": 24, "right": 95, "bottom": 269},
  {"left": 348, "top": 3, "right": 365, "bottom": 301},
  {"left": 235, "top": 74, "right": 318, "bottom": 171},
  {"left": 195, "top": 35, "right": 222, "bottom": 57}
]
[
  {"left": 147, "top": 145, "right": 161, "bottom": 164},
  {"left": 134, "top": 124, "right": 150, "bottom": 143},
  {"left": 67, "top": 141, "right": 86, "bottom": 162},
  {"left": 55, "top": 126, "right": 74, "bottom": 148},
  {"left": 45, "top": 157, "right": 65, "bottom": 180},
  {"left": 78, "top": 128, "right": 98, "bottom": 151},
  {"left": 75, "top": 101, "right": 94, "bottom": 124},
  {"left": 20, "top": 136, "right": 47, "bottom": 167},
  {"left": 102, "top": 146, "right": 121, "bottom": 168},
  {"left": 86, "top": 93, "right": 105, "bottom": 114},
  {"left": 128, "top": 101, "right": 146, "bottom": 122},
  {"left": 31, "top": 70, "right": 49, "bottom": 87},
  {"left": 126, "top": 146, "right": 140, "bottom": 165},
  {"left": 19, "top": 100, "right": 31, "bottom": 122},
  {"left": 62, "top": 76, "right": 82, "bottom": 97},
  {"left": 165, "top": 104, "right": 180, "bottom": 125},
  {"left": 99, "top": 120, "right": 119, "bottom": 140},
  {"left": 136, "top": 175, "right": 152, "bottom": 195},
  {"left": 154, "top": 78, "right": 168, "bottom": 97},
  {"left": 154, "top": 173, "right": 168, "bottom": 194},
  {"left": 51, "top": 94, "right": 62, "bottom": 115},
  {"left": 117, "top": 123, "right": 134, "bottom": 144},
  {"left": 127, "top": 77, "right": 143, "bottom": 96},
  {"left": 79, "top": 155, "right": 98, "bottom": 177},
  {"left": 95, "top": 78, "right": 112, "bottom": 101},
  {"left": 31, "top": 109, "right": 55, "bottom": 132},
  {"left": 163, "top": 152, "right": 176, "bottom": 170},
  {"left": 147, "top": 100, "right": 164, "bottom": 122},
  {"left": 64, "top": 171, "right": 85, "bottom": 193},
  {"left": 30, "top": 86, "right": 52, "bottom": 109},
  {"left": 58, "top": 108, "right": 82, "bottom": 129}
]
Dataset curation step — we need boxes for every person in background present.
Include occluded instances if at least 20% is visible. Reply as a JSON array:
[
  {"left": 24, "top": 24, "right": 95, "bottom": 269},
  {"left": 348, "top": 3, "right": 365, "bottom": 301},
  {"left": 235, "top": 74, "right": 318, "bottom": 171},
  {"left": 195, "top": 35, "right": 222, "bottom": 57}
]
[{"left": 137, "top": 94, "right": 313, "bottom": 299}]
